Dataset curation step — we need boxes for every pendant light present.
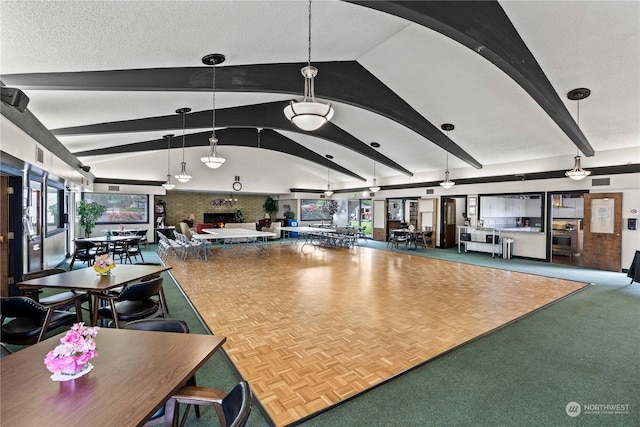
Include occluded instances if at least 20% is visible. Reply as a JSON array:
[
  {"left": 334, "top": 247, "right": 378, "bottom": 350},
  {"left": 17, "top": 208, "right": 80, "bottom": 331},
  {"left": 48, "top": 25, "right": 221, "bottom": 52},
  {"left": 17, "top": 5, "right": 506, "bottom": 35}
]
[
  {"left": 324, "top": 154, "right": 334, "bottom": 196},
  {"left": 200, "top": 53, "right": 227, "bottom": 169},
  {"left": 174, "top": 107, "right": 192, "bottom": 183},
  {"left": 161, "top": 134, "right": 175, "bottom": 190},
  {"left": 283, "top": 0, "right": 334, "bottom": 131},
  {"left": 565, "top": 88, "right": 591, "bottom": 180},
  {"left": 440, "top": 123, "right": 455, "bottom": 189},
  {"left": 369, "top": 142, "right": 381, "bottom": 192}
]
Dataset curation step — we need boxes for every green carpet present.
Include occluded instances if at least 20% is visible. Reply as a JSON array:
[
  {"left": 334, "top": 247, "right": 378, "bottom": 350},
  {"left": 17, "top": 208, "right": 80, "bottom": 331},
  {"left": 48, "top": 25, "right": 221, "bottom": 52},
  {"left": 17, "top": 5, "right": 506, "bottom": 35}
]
[{"left": 41, "top": 244, "right": 640, "bottom": 426}]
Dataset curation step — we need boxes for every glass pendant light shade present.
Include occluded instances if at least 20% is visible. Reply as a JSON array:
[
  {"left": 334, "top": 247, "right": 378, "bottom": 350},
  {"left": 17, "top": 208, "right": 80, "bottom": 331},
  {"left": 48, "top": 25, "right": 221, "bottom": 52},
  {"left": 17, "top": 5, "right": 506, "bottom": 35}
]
[
  {"left": 162, "top": 174, "right": 175, "bottom": 190},
  {"left": 369, "top": 179, "right": 380, "bottom": 193},
  {"left": 440, "top": 171, "right": 455, "bottom": 189},
  {"left": 200, "top": 137, "right": 227, "bottom": 169},
  {"left": 324, "top": 185, "right": 334, "bottom": 197},
  {"left": 565, "top": 155, "right": 591, "bottom": 180},
  {"left": 283, "top": 1, "right": 334, "bottom": 131},
  {"left": 175, "top": 162, "right": 191, "bottom": 183}
]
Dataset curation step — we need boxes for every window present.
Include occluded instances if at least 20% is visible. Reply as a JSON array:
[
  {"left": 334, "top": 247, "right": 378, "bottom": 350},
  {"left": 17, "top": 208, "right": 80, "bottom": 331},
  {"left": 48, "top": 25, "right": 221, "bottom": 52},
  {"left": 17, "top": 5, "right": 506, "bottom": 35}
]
[
  {"left": 83, "top": 193, "right": 149, "bottom": 224},
  {"left": 46, "top": 185, "right": 63, "bottom": 234},
  {"left": 300, "top": 199, "right": 336, "bottom": 221}
]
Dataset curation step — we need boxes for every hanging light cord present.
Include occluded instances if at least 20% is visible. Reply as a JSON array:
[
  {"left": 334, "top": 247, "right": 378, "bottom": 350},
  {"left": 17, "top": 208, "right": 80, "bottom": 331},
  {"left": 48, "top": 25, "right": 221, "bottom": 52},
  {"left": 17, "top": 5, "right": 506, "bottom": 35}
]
[
  {"left": 575, "top": 97, "right": 581, "bottom": 157},
  {"left": 166, "top": 135, "right": 171, "bottom": 173},
  {"left": 211, "top": 62, "right": 217, "bottom": 141},
  {"left": 307, "top": 0, "right": 312, "bottom": 67},
  {"left": 181, "top": 112, "right": 187, "bottom": 161}
]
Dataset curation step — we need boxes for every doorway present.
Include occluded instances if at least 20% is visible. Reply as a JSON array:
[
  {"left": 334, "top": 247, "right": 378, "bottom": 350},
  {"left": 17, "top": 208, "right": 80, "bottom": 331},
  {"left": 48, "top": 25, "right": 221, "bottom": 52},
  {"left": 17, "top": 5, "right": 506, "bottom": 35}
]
[
  {"left": 548, "top": 191, "right": 586, "bottom": 267},
  {"left": 348, "top": 198, "right": 372, "bottom": 238},
  {"left": 442, "top": 198, "right": 457, "bottom": 248}
]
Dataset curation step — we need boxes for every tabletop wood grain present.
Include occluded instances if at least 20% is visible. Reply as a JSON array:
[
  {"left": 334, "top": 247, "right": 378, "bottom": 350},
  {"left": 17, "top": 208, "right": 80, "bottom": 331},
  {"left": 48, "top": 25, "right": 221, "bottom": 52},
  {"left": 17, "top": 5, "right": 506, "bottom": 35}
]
[{"left": 0, "top": 328, "right": 225, "bottom": 427}]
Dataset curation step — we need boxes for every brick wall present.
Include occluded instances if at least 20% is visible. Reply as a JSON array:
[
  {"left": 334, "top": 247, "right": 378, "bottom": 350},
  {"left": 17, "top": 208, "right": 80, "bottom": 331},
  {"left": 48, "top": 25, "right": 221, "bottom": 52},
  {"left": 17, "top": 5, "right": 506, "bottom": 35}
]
[{"left": 155, "top": 191, "right": 268, "bottom": 227}]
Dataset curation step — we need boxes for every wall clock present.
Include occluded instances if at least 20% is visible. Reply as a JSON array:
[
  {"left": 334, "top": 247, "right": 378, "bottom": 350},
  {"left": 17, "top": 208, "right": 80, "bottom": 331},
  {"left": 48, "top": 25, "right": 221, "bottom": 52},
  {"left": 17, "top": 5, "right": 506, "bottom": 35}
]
[{"left": 232, "top": 181, "right": 242, "bottom": 191}]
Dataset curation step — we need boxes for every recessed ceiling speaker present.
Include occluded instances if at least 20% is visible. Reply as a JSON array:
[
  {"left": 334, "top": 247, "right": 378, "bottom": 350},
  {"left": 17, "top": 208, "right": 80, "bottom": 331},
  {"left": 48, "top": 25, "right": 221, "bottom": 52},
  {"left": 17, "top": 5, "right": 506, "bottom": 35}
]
[{"left": 1, "top": 87, "right": 30, "bottom": 112}]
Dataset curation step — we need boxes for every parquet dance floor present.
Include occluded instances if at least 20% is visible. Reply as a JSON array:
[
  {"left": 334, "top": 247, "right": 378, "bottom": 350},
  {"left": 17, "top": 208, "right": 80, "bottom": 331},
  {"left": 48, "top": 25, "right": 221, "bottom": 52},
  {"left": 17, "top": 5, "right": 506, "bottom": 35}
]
[{"left": 168, "top": 244, "right": 588, "bottom": 426}]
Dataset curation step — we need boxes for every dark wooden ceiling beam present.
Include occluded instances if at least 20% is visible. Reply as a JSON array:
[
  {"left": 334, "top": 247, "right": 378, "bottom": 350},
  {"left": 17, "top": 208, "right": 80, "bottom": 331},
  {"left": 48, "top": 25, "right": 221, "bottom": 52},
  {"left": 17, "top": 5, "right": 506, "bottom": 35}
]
[
  {"left": 59, "top": 102, "right": 412, "bottom": 176},
  {"left": 75, "top": 128, "right": 366, "bottom": 181},
  {"left": 345, "top": 0, "right": 594, "bottom": 157},
  {"left": 2, "top": 61, "right": 481, "bottom": 169}
]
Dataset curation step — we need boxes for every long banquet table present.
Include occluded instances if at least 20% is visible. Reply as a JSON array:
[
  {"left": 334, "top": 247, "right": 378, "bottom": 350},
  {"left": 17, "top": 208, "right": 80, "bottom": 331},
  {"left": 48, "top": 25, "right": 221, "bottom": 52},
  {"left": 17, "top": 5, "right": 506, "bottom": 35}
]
[
  {"left": 193, "top": 228, "right": 277, "bottom": 261},
  {"left": 0, "top": 328, "right": 226, "bottom": 427}
]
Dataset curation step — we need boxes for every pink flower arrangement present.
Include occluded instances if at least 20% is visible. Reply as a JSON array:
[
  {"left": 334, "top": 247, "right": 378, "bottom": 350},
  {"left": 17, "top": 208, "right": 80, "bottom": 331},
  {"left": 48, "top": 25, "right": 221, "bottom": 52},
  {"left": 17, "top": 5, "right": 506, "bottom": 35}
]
[
  {"left": 94, "top": 254, "right": 115, "bottom": 275},
  {"left": 44, "top": 322, "right": 100, "bottom": 375}
]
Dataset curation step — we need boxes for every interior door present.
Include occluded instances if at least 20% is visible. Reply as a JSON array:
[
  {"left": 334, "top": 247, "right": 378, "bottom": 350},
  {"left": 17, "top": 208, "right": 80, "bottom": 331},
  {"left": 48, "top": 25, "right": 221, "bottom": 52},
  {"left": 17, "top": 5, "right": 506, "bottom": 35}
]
[
  {"left": 0, "top": 177, "right": 9, "bottom": 295},
  {"left": 442, "top": 198, "right": 456, "bottom": 248},
  {"left": 583, "top": 193, "right": 622, "bottom": 271},
  {"left": 372, "top": 199, "right": 387, "bottom": 241}
]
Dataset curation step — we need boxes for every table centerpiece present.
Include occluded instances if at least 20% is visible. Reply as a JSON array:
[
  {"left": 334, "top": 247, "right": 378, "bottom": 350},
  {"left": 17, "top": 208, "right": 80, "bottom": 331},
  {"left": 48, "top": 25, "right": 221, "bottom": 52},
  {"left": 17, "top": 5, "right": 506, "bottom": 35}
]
[
  {"left": 94, "top": 253, "right": 115, "bottom": 276},
  {"left": 44, "top": 322, "right": 100, "bottom": 381}
]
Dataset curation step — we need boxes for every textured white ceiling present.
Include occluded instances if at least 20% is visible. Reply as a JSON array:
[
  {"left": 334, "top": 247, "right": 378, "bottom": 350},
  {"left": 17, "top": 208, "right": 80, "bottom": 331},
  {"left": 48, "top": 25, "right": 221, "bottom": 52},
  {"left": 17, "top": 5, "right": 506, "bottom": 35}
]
[{"left": 0, "top": 0, "right": 638, "bottom": 192}]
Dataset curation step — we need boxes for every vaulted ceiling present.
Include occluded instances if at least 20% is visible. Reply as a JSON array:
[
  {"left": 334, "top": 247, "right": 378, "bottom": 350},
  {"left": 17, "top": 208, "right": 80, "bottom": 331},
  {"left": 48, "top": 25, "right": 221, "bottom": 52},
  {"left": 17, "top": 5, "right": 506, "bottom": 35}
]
[{"left": 1, "top": 1, "right": 638, "bottom": 194}]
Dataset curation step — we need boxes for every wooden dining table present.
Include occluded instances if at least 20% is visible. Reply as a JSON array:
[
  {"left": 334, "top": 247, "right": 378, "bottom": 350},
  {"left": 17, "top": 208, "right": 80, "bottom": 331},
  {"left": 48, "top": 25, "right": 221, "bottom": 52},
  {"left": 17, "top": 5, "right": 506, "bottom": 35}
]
[
  {"left": 17, "top": 264, "right": 172, "bottom": 325},
  {"left": 0, "top": 328, "right": 226, "bottom": 427}
]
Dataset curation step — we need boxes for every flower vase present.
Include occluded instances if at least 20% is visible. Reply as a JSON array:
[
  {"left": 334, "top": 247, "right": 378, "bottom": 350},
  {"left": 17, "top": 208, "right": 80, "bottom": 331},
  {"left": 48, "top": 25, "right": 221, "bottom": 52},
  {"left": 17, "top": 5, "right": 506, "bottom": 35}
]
[
  {"left": 51, "top": 362, "right": 94, "bottom": 382},
  {"left": 99, "top": 270, "right": 112, "bottom": 277}
]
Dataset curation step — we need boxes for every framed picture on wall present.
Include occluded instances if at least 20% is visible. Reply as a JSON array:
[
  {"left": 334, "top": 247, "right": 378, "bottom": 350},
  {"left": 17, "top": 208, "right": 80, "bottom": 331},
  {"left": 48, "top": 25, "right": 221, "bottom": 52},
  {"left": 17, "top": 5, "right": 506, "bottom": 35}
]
[{"left": 469, "top": 206, "right": 476, "bottom": 215}]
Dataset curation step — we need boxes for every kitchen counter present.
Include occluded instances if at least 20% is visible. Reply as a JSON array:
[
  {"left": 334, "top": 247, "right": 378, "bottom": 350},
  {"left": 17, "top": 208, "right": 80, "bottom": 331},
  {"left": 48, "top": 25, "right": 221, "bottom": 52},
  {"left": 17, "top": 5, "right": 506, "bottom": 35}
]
[{"left": 499, "top": 227, "right": 541, "bottom": 232}]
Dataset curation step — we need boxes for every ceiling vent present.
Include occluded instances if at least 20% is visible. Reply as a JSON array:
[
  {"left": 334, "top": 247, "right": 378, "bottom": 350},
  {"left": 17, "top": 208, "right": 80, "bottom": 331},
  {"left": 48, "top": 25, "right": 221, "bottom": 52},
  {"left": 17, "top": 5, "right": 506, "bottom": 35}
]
[
  {"left": 108, "top": 185, "right": 120, "bottom": 191},
  {"left": 591, "top": 178, "right": 610, "bottom": 186},
  {"left": 426, "top": 189, "right": 434, "bottom": 195},
  {"left": 35, "top": 145, "right": 44, "bottom": 164}
]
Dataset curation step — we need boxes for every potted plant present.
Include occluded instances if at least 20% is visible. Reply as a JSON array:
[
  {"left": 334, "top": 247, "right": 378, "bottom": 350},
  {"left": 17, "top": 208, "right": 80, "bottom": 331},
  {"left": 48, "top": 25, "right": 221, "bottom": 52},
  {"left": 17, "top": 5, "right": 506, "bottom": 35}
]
[
  {"left": 78, "top": 200, "right": 107, "bottom": 237},
  {"left": 263, "top": 196, "right": 277, "bottom": 218}
]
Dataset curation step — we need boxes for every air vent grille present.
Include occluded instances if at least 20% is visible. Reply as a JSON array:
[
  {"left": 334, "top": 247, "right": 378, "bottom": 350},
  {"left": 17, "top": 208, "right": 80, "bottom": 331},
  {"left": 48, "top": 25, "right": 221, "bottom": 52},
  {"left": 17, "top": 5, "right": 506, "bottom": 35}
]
[
  {"left": 108, "top": 185, "right": 120, "bottom": 191},
  {"left": 35, "top": 146, "right": 44, "bottom": 164},
  {"left": 592, "top": 178, "right": 610, "bottom": 186},
  {"left": 426, "top": 189, "right": 434, "bottom": 195}
]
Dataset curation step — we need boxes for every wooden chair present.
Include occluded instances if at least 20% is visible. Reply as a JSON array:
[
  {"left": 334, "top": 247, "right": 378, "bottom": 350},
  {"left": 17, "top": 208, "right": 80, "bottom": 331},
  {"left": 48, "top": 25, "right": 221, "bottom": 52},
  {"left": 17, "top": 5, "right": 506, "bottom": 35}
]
[
  {"left": 93, "top": 276, "right": 167, "bottom": 328},
  {"left": 126, "top": 237, "right": 144, "bottom": 263},
  {"left": 164, "top": 381, "right": 252, "bottom": 427},
  {"left": 415, "top": 231, "right": 434, "bottom": 250},
  {"left": 0, "top": 296, "right": 82, "bottom": 345}
]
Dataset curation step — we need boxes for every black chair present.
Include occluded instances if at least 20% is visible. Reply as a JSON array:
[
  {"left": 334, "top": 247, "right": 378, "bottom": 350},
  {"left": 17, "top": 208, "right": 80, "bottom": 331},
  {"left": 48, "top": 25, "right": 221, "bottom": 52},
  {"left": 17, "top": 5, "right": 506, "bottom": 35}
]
[
  {"left": 136, "top": 229, "right": 149, "bottom": 248},
  {"left": 94, "top": 276, "right": 167, "bottom": 328},
  {"left": 123, "top": 319, "right": 201, "bottom": 425},
  {"left": 391, "top": 231, "right": 409, "bottom": 249},
  {"left": 21, "top": 268, "right": 90, "bottom": 314},
  {"left": 126, "top": 237, "right": 144, "bottom": 262},
  {"left": 0, "top": 296, "right": 82, "bottom": 345},
  {"left": 69, "top": 240, "right": 99, "bottom": 270},
  {"left": 164, "top": 381, "right": 252, "bottom": 427},
  {"left": 415, "top": 231, "right": 434, "bottom": 250},
  {"left": 1, "top": 343, "right": 13, "bottom": 358},
  {"left": 135, "top": 262, "right": 170, "bottom": 314},
  {"left": 111, "top": 239, "right": 132, "bottom": 264}
]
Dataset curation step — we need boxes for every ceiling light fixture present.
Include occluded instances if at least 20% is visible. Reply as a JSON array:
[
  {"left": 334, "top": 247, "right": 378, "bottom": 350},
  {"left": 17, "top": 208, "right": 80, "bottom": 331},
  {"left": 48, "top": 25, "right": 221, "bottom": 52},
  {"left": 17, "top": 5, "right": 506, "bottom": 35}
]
[
  {"left": 324, "top": 154, "right": 334, "bottom": 196},
  {"left": 440, "top": 123, "right": 456, "bottom": 189},
  {"left": 161, "top": 134, "right": 175, "bottom": 190},
  {"left": 369, "top": 142, "right": 381, "bottom": 192},
  {"left": 565, "top": 88, "right": 591, "bottom": 181},
  {"left": 283, "top": 0, "right": 334, "bottom": 131},
  {"left": 200, "top": 53, "right": 227, "bottom": 169},
  {"left": 174, "top": 107, "right": 192, "bottom": 183}
]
